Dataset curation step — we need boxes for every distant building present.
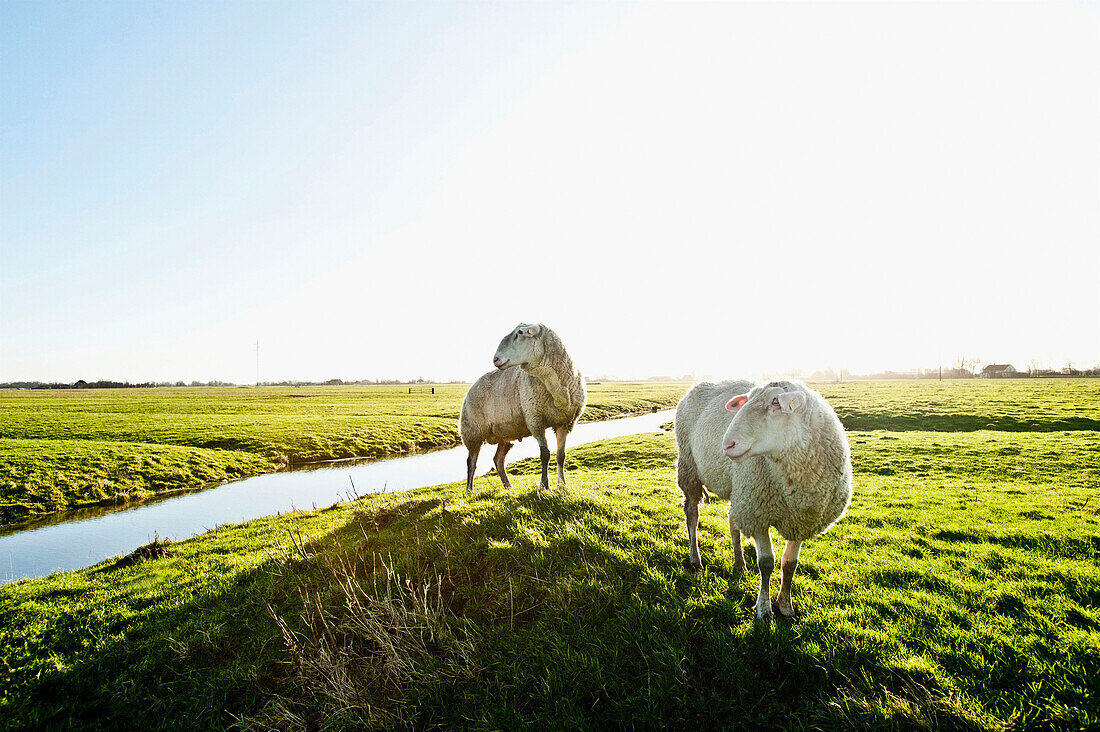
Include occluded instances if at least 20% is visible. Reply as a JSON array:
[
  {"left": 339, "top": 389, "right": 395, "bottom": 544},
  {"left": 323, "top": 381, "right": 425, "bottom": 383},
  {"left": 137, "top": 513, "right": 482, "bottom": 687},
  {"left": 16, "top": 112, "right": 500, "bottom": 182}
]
[{"left": 980, "top": 364, "right": 1017, "bottom": 378}]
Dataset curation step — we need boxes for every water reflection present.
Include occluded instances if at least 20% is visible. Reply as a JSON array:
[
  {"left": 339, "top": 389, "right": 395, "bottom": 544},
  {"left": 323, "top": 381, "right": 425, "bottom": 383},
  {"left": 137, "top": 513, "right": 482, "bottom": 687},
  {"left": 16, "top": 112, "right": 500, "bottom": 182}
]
[{"left": 1, "top": 410, "right": 673, "bottom": 583}]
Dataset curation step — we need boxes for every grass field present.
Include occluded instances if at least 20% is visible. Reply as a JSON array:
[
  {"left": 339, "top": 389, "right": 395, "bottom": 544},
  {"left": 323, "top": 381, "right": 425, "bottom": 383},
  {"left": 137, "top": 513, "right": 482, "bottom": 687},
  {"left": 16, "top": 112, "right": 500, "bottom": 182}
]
[
  {"left": 0, "top": 382, "right": 689, "bottom": 523},
  {"left": 814, "top": 379, "right": 1100, "bottom": 433},
  {"left": 1, "top": 380, "right": 1097, "bottom": 729}
]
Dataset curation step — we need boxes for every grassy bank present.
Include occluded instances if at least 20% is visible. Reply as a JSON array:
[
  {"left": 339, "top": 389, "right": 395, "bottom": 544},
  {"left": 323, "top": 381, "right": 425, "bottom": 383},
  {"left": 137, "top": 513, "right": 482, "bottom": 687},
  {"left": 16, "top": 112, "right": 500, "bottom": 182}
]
[
  {"left": 2, "top": 400, "right": 1097, "bottom": 728},
  {"left": 0, "top": 439, "right": 278, "bottom": 522},
  {"left": 0, "top": 382, "right": 689, "bottom": 523}
]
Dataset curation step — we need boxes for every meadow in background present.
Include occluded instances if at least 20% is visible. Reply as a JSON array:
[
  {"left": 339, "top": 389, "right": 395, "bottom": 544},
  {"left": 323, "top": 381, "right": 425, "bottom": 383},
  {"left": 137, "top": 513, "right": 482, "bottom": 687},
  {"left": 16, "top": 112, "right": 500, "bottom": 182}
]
[
  {"left": 1, "top": 378, "right": 1097, "bottom": 729},
  {"left": 0, "top": 382, "right": 686, "bottom": 523}
]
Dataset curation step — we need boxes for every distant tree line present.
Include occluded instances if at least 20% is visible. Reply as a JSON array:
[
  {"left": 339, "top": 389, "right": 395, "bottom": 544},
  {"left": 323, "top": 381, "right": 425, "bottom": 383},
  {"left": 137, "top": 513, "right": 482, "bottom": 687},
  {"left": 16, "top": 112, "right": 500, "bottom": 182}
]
[
  {"left": 3, "top": 366, "right": 1097, "bottom": 391},
  {"left": 803, "top": 365, "right": 1100, "bottom": 381},
  {"left": 0, "top": 378, "right": 473, "bottom": 390},
  {"left": 0, "top": 380, "right": 238, "bottom": 390},
  {"left": 256, "top": 377, "right": 467, "bottom": 387}
]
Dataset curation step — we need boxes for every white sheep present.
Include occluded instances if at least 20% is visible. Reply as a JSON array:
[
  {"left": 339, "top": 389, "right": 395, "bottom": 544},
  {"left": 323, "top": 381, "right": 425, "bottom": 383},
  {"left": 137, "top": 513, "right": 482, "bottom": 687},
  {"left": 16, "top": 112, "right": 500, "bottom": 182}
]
[
  {"left": 675, "top": 379, "right": 852, "bottom": 620},
  {"left": 460, "top": 323, "right": 587, "bottom": 493}
]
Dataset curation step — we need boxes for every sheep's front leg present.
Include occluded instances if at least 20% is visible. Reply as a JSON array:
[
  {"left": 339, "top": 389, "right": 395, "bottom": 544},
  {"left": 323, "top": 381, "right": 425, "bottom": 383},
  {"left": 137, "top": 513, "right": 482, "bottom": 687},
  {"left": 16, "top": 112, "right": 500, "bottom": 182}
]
[
  {"left": 753, "top": 530, "right": 775, "bottom": 621},
  {"left": 728, "top": 509, "right": 747, "bottom": 575},
  {"left": 554, "top": 426, "right": 569, "bottom": 487},
  {"left": 465, "top": 445, "right": 479, "bottom": 495},
  {"left": 493, "top": 442, "right": 513, "bottom": 489},
  {"left": 533, "top": 429, "right": 550, "bottom": 489},
  {"left": 776, "top": 539, "right": 802, "bottom": 618}
]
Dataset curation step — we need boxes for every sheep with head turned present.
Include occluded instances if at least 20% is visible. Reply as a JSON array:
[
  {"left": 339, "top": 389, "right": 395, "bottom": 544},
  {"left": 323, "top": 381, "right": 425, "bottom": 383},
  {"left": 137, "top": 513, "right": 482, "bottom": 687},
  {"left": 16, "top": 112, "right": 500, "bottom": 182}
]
[
  {"left": 460, "top": 323, "right": 586, "bottom": 493},
  {"left": 675, "top": 379, "right": 852, "bottom": 620}
]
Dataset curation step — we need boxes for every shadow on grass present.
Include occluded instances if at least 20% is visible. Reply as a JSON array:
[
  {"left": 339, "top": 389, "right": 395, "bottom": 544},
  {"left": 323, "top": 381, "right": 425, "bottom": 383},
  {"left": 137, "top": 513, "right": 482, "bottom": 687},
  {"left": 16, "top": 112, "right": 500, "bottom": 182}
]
[
  {"left": 250, "top": 488, "right": 991, "bottom": 730},
  {"left": 2, "top": 484, "right": 1049, "bottom": 730}
]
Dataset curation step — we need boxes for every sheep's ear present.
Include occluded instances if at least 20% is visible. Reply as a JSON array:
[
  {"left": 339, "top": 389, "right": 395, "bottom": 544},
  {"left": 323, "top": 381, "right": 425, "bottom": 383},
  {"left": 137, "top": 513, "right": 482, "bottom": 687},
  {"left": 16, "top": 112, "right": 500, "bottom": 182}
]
[
  {"left": 519, "top": 324, "right": 541, "bottom": 338},
  {"left": 725, "top": 394, "right": 749, "bottom": 411},
  {"left": 777, "top": 391, "right": 805, "bottom": 413}
]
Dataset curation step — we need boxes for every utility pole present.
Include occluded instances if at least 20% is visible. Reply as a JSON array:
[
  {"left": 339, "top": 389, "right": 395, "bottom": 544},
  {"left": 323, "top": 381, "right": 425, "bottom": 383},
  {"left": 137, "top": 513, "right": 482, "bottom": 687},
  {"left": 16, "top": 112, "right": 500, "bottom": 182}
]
[{"left": 255, "top": 341, "right": 260, "bottom": 387}]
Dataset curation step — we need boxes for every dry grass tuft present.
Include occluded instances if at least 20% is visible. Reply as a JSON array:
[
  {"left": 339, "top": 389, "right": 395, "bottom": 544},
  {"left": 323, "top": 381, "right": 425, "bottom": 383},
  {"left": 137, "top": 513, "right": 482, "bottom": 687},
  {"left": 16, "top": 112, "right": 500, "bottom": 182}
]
[
  {"left": 245, "top": 537, "right": 475, "bottom": 730},
  {"left": 112, "top": 532, "right": 175, "bottom": 569}
]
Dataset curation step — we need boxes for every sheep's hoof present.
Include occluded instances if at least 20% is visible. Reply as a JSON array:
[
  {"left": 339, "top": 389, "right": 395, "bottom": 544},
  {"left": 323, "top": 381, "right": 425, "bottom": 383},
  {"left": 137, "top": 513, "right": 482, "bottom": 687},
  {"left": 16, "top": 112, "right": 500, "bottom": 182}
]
[
  {"left": 776, "top": 598, "right": 796, "bottom": 619},
  {"left": 756, "top": 606, "right": 774, "bottom": 623},
  {"left": 733, "top": 560, "right": 747, "bottom": 575}
]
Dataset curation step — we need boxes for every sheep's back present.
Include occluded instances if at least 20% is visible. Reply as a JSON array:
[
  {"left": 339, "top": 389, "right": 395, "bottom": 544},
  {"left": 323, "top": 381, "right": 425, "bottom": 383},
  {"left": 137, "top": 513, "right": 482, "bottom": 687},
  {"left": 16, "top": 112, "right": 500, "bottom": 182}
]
[
  {"left": 460, "top": 369, "right": 528, "bottom": 445},
  {"left": 517, "top": 370, "right": 585, "bottom": 430},
  {"left": 675, "top": 381, "right": 753, "bottom": 501}
]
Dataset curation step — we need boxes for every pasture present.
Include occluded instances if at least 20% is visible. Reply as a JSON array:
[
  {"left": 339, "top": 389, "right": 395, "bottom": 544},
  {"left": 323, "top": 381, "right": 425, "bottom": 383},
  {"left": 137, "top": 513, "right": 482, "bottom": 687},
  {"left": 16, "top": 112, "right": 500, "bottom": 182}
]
[
  {"left": 0, "top": 382, "right": 688, "bottom": 523},
  {"left": 0, "top": 379, "right": 1097, "bottom": 729}
]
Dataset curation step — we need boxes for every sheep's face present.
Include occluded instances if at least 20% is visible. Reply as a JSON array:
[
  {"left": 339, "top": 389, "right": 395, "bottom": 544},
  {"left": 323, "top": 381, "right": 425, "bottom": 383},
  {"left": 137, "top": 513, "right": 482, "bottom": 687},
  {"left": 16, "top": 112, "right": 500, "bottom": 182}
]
[
  {"left": 722, "top": 384, "right": 807, "bottom": 460},
  {"left": 492, "top": 323, "right": 543, "bottom": 370}
]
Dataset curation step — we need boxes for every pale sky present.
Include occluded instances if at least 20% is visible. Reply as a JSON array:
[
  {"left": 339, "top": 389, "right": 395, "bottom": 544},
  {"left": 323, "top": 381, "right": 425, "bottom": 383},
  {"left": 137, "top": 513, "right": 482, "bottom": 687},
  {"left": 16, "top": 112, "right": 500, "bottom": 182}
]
[{"left": 2, "top": 1, "right": 1097, "bottom": 383}]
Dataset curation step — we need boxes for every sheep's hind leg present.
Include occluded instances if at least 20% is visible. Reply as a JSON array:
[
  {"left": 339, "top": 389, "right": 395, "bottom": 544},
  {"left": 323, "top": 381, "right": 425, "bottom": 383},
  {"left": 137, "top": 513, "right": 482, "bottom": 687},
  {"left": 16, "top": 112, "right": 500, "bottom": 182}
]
[
  {"left": 465, "top": 445, "right": 479, "bottom": 495},
  {"left": 775, "top": 539, "right": 802, "bottom": 618},
  {"left": 753, "top": 530, "right": 775, "bottom": 621},
  {"left": 728, "top": 509, "right": 747, "bottom": 575},
  {"left": 493, "top": 442, "right": 514, "bottom": 489},
  {"left": 554, "top": 426, "right": 569, "bottom": 487},
  {"left": 533, "top": 429, "right": 550, "bottom": 490},
  {"left": 678, "top": 459, "right": 705, "bottom": 571}
]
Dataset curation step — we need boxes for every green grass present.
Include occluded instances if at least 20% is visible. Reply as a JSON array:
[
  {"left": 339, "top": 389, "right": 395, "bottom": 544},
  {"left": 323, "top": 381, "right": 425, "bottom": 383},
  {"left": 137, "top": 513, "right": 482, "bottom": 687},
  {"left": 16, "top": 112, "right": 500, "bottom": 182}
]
[
  {"left": 816, "top": 379, "right": 1100, "bottom": 432},
  {"left": 2, "top": 379, "right": 1098, "bottom": 729},
  {"left": 0, "top": 382, "right": 689, "bottom": 524},
  {"left": 0, "top": 439, "right": 278, "bottom": 523}
]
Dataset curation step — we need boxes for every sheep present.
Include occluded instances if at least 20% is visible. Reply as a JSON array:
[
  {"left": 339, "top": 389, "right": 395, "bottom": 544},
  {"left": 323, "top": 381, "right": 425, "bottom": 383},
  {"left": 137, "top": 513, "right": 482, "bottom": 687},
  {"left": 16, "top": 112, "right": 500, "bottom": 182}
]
[
  {"left": 675, "top": 379, "right": 852, "bottom": 620},
  {"left": 460, "top": 323, "right": 587, "bottom": 494}
]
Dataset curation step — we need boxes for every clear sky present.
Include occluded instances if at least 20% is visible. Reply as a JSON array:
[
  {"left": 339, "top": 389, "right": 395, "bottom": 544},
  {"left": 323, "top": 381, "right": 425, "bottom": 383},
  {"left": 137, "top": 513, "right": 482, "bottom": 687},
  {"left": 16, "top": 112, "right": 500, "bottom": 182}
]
[{"left": 2, "top": 1, "right": 1097, "bottom": 383}]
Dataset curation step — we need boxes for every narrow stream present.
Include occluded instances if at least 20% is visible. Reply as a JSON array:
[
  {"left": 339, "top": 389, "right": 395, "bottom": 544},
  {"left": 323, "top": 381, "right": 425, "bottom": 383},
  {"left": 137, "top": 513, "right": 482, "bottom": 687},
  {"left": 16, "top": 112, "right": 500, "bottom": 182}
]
[{"left": 0, "top": 410, "right": 673, "bottom": 583}]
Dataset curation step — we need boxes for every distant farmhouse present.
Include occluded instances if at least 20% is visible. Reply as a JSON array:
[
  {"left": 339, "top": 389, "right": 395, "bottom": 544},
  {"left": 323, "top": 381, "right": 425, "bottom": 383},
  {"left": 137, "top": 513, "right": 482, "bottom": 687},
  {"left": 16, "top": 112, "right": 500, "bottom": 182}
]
[{"left": 981, "top": 363, "right": 1018, "bottom": 378}]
